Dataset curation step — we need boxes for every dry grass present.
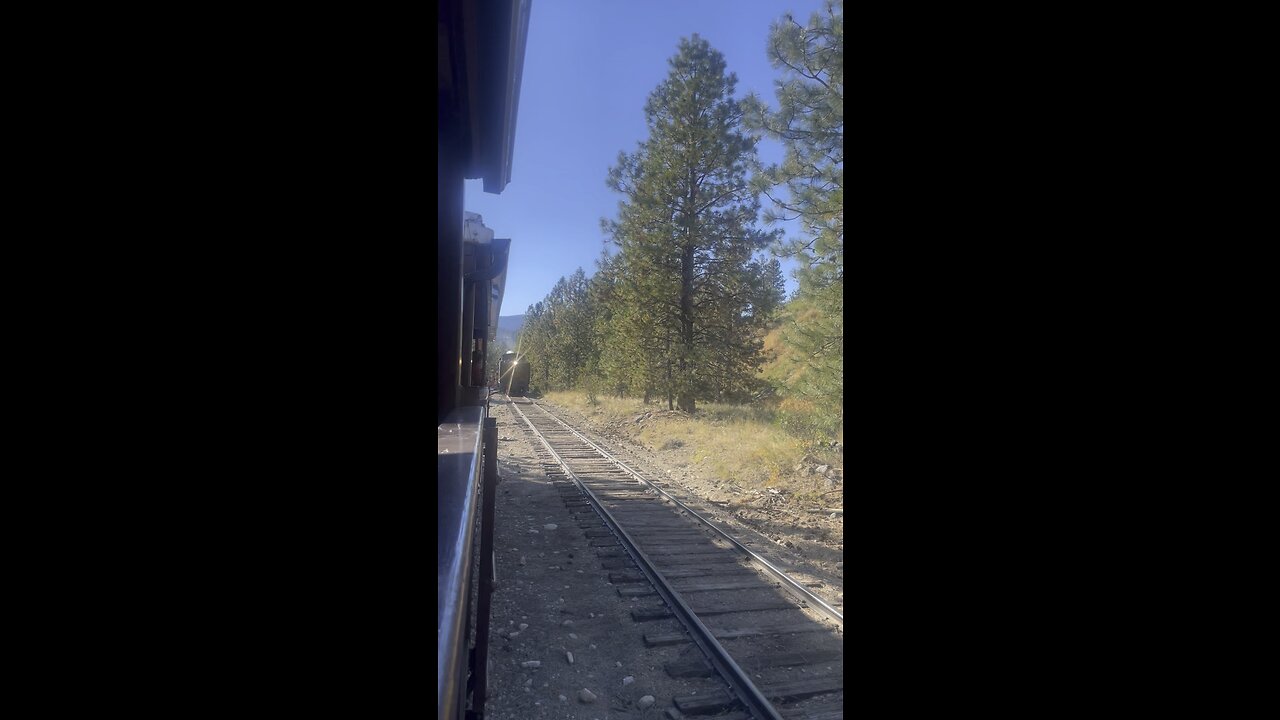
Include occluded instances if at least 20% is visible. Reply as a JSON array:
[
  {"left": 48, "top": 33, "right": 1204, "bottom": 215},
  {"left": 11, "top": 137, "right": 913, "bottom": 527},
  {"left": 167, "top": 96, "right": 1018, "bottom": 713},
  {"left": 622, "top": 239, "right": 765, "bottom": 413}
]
[
  {"left": 543, "top": 391, "right": 638, "bottom": 424},
  {"left": 541, "top": 391, "right": 841, "bottom": 504}
]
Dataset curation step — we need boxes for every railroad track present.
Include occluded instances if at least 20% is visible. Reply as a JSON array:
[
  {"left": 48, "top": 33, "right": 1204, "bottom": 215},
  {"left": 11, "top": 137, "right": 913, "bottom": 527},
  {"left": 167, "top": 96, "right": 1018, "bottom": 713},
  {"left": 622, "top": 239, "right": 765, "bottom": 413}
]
[{"left": 505, "top": 396, "right": 844, "bottom": 720}]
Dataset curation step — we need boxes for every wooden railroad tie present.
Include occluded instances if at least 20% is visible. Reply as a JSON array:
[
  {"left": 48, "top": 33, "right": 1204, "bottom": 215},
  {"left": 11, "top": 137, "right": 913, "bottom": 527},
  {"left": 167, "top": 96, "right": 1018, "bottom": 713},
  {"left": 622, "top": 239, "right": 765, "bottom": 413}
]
[
  {"left": 666, "top": 578, "right": 777, "bottom": 593},
  {"left": 619, "top": 530, "right": 707, "bottom": 538},
  {"left": 630, "top": 598, "right": 799, "bottom": 623},
  {"left": 649, "top": 552, "right": 741, "bottom": 565},
  {"left": 663, "top": 648, "right": 842, "bottom": 678},
  {"left": 644, "top": 622, "right": 827, "bottom": 647},
  {"left": 634, "top": 544, "right": 730, "bottom": 556},
  {"left": 672, "top": 676, "right": 843, "bottom": 715},
  {"left": 608, "top": 572, "right": 646, "bottom": 584},
  {"left": 648, "top": 565, "right": 754, "bottom": 579}
]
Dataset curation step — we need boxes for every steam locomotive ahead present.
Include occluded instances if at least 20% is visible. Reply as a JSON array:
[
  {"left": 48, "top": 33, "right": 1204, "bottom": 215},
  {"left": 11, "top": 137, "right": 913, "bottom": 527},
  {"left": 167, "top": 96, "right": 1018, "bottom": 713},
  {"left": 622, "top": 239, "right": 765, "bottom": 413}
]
[{"left": 498, "top": 351, "right": 530, "bottom": 395}]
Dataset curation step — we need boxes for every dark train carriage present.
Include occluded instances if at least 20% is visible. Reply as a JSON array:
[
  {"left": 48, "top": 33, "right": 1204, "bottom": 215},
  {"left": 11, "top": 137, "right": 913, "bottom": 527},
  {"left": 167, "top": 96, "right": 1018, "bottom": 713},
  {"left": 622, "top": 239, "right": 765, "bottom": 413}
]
[
  {"left": 438, "top": 0, "right": 531, "bottom": 719},
  {"left": 498, "top": 351, "right": 530, "bottom": 395}
]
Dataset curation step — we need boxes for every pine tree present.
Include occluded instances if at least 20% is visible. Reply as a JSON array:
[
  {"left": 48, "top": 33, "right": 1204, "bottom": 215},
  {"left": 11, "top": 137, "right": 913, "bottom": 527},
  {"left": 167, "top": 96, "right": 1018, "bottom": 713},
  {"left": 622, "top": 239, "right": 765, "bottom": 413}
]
[
  {"left": 587, "top": 250, "right": 632, "bottom": 399},
  {"left": 517, "top": 300, "right": 551, "bottom": 393},
  {"left": 559, "top": 268, "right": 595, "bottom": 390},
  {"left": 743, "top": 1, "right": 844, "bottom": 427},
  {"left": 604, "top": 35, "right": 778, "bottom": 413},
  {"left": 515, "top": 268, "right": 602, "bottom": 394}
]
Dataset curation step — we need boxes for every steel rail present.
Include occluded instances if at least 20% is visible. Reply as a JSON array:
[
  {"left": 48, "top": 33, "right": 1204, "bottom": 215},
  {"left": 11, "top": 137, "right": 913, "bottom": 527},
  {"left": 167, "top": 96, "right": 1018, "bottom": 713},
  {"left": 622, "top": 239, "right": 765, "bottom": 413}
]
[
  {"left": 510, "top": 400, "right": 784, "bottom": 720},
  {"left": 530, "top": 401, "right": 844, "bottom": 627}
]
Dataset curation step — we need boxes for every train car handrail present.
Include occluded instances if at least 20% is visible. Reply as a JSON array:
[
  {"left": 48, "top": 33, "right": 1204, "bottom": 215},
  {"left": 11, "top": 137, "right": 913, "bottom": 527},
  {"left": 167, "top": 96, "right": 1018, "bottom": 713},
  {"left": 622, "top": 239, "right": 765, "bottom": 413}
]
[{"left": 437, "top": 406, "right": 486, "bottom": 720}]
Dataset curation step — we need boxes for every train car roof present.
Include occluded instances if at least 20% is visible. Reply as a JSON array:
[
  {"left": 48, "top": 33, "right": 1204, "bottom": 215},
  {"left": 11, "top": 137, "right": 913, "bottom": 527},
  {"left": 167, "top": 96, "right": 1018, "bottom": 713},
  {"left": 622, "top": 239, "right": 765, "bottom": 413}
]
[{"left": 438, "top": 0, "right": 532, "bottom": 194}]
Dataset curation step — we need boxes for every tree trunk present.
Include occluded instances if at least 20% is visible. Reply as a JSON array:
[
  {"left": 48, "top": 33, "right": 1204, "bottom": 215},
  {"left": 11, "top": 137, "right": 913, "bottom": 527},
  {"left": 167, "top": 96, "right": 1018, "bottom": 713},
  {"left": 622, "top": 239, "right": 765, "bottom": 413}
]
[
  {"left": 670, "top": 358, "right": 680, "bottom": 409},
  {"left": 677, "top": 241, "right": 696, "bottom": 413},
  {"left": 665, "top": 330, "right": 674, "bottom": 411},
  {"left": 666, "top": 360, "right": 673, "bottom": 410}
]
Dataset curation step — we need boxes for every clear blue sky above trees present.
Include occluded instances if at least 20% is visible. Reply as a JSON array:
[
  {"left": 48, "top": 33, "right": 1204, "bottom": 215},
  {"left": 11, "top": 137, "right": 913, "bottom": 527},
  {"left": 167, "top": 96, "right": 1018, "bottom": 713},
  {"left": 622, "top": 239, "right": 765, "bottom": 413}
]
[{"left": 464, "top": 0, "right": 830, "bottom": 317}]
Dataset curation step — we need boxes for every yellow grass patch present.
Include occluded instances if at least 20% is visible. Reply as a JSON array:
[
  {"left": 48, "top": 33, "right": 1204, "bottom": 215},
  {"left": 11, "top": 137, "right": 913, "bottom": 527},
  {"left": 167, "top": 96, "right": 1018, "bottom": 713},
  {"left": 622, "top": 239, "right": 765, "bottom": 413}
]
[{"left": 539, "top": 391, "right": 841, "bottom": 502}]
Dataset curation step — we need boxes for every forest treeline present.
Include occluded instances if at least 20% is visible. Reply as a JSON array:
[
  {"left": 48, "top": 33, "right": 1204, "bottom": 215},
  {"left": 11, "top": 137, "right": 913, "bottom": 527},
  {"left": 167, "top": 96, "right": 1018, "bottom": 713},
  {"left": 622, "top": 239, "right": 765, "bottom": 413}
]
[{"left": 494, "top": 2, "right": 842, "bottom": 441}]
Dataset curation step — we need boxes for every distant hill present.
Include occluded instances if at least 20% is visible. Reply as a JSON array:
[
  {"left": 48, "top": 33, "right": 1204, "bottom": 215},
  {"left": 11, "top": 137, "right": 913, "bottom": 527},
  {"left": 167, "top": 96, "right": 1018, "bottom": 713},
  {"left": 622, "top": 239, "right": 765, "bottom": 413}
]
[{"left": 495, "top": 314, "right": 524, "bottom": 347}]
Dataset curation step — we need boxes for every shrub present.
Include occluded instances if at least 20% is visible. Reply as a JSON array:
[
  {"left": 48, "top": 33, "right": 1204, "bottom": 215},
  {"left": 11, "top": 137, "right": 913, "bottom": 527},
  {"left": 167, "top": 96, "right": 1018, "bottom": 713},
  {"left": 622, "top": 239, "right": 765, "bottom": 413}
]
[{"left": 775, "top": 396, "right": 841, "bottom": 444}]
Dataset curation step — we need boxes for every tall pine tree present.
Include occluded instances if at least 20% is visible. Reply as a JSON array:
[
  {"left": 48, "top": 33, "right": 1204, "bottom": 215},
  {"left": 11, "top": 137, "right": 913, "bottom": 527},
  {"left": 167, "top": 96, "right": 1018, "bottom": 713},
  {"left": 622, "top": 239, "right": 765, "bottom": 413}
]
[
  {"left": 604, "top": 35, "right": 778, "bottom": 413},
  {"left": 743, "top": 1, "right": 843, "bottom": 427}
]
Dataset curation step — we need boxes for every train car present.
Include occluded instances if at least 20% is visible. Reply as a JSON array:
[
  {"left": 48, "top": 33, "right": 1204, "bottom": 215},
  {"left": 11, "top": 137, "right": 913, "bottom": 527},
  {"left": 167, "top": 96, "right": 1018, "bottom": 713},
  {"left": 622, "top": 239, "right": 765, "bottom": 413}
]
[
  {"left": 437, "top": 1, "right": 531, "bottom": 719},
  {"left": 498, "top": 351, "right": 531, "bottom": 395}
]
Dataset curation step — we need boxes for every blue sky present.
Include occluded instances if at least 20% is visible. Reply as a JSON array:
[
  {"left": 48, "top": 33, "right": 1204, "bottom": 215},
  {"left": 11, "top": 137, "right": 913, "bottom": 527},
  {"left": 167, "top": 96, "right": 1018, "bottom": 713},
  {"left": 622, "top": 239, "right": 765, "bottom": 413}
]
[{"left": 465, "top": 0, "right": 831, "bottom": 317}]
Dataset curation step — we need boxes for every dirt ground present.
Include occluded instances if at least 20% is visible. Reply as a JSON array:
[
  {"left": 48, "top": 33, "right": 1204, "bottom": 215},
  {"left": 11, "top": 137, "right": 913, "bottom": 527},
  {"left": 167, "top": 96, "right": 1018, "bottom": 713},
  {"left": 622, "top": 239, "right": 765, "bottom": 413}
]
[{"left": 481, "top": 398, "right": 845, "bottom": 720}]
